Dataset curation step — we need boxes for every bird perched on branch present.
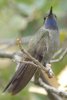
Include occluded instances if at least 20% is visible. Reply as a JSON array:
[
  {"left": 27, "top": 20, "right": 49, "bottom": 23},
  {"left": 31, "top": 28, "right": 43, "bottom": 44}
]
[{"left": 3, "top": 6, "right": 61, "bottom": 100}]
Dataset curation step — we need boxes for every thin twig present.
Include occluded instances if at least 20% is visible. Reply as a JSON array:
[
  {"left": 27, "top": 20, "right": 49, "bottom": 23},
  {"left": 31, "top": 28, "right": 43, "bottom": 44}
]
[
  {"left": 39, "top": 78, "right": 67, "bottom": 98},
  {"left": 0, "top": 36, "right": 31, "bottom": 46},
  {"left": 50, "top": 48, "right": 67, "bottom": 63},
  {"left": 15, "top": 60, "right": 50, "bottom": 72},
  {"left": 0, "top": 51, "right": 13, "bottom": 59},
  {"left": 52, "top": 48, "right": 63, "bottom": 59}
]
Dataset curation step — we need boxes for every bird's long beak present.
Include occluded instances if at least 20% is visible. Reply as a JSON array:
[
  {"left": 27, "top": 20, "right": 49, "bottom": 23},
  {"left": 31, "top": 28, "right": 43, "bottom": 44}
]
[{"left": 49, "top": 6, "right": 53, "bottom": 15}]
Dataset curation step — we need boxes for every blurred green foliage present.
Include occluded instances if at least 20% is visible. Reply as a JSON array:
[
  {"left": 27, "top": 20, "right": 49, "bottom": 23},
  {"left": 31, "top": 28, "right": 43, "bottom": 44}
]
[{"left": 0, "top": 0, "right": 67, "bottom": 100}]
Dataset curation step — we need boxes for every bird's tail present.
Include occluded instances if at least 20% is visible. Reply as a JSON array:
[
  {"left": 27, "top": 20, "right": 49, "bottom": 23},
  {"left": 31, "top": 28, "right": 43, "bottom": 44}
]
[{"left": 3, "top": 63, "right": 37, "bottom": 95}]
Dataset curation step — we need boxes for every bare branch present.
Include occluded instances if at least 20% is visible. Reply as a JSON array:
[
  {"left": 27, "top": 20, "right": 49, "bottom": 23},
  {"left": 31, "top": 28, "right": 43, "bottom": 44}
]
[
  {"left": 52, "top": 48, "right": 63, "bottom": 59},
  {"left": 15, "top": 60, "right": 52, "bottom": 73},
  {"left": 0, "top": 39, "right": 67, "bottom": 99},
  {"left": 50, "top": 48, "right": 67, "bottom": 63},
  {"left": 39, "top": 78, "right": 67, "bottom": 98},
  {"left": 0, "top": 51, "right": 13, "bottom": 59},
  {"left": 0, "top": 36, "right": 31, "bottom": 46}
]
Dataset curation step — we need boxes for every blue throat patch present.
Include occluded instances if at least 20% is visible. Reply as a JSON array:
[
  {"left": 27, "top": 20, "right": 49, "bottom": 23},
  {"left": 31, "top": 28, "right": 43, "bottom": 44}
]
[{"left": 45, "top": 17, "right": 58, "bottom": 30}]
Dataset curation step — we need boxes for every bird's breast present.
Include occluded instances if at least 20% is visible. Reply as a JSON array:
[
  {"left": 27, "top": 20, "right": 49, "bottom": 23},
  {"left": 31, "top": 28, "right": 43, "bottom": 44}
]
[{"left": 48, "top": 30, "right": 60, "bottom": 55}]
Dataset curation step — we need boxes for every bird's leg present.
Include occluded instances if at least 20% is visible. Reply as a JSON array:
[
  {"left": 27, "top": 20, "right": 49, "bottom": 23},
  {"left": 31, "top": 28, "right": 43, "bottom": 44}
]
[
  {"left": 45, "top": 63, "right": 54, "bottom": 78},
  {"left": 34, "top": 63, "right": 54, "bottom": 84}
]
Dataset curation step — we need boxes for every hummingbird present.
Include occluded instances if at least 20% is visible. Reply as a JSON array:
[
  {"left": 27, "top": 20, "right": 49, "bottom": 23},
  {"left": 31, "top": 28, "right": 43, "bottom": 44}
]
[{"left": 3, "top": 7, "right": 60, "bottom": 99}]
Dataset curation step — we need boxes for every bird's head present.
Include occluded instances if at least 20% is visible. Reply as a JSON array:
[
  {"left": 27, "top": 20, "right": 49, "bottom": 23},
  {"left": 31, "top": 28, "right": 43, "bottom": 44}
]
[{"left": 44, "top": 7, "right": 58, "bottom": 30}]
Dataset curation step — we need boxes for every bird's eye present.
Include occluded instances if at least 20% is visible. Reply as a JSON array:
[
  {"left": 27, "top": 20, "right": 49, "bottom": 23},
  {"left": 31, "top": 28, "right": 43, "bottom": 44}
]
[
  {"left": 44, "top": 17, "right": 46, "bottom": 20},
  {"left": 44, "top": 14, "right": 48, "bottom": 21},
  {"left": 54, "top": 15, "right": 57, "bottom": 19},
  {"left": 44, "top": 15, "right": 47, "bottom": 21}
]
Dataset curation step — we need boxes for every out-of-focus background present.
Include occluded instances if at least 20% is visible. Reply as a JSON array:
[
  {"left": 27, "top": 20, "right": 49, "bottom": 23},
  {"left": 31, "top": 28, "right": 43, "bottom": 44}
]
[{"left": 0, "top": 0, "right": 67, "bottom": 100}]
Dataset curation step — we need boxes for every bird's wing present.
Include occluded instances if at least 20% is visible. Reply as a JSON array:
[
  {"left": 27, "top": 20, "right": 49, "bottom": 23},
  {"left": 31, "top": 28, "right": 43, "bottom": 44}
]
[
  {"left": 3, "top": 26, "right": 48, "bottom": 95},
  {"left": 3, "top": 62, "right": 37, "bottom": 95},
  {"left": 28, "top": 26, "right": 49, "bottom": 56}
]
